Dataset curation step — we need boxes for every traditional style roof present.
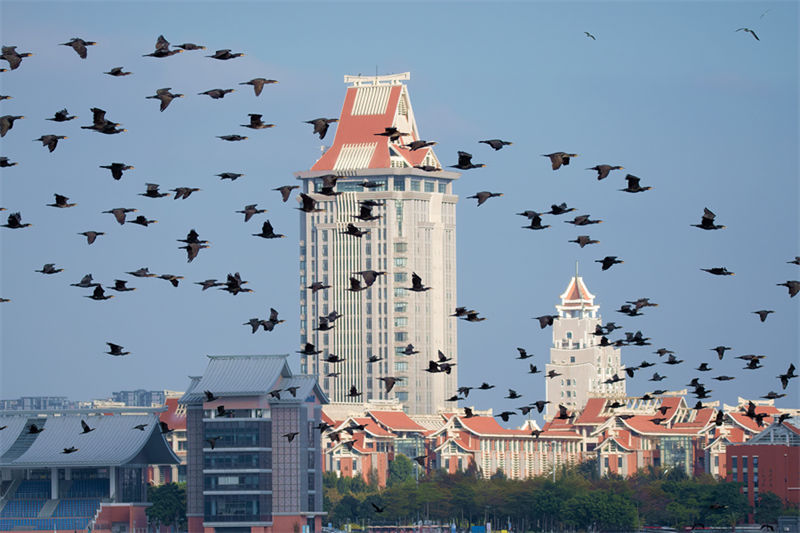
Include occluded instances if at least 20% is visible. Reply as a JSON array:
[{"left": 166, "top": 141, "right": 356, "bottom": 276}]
[
  {"left": 558, "top": 274, "right": 596, "bottom": 309},
  {"left": 181, "top": 355, "right": 305, "bottom": 404},
  {"left": 368, "top": 410, "right": 427, "bottom": 433},
  {"left": 310, "top": 73, "right": 441, "bottom": 172},
  {"left": 620, "top": 415, "right": 706, "bottom": 436},
  {"left": 434, "top": 435, "right": 479, "bottom": 453},
  {"left": 0, "top": 412, "right": 179, "bottom": 468},
  {"left": 575, "top": 398, "right": 610, "bottom": 425},
  {"left": 272, "top": 375, "right": 328, "bottom": 404},
  {"left": 337, "top": 417, "right": 395, "bottom": 438}
]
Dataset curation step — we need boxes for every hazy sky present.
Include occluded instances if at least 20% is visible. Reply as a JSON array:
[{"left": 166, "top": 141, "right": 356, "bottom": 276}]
[{"left": 1, "top": 1, "right": 797, "bottom": 423}]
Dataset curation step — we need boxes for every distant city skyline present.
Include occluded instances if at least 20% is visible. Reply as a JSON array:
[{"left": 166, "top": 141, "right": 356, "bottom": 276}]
[{"left": 0, "top": 2, "right": 797, "bottom": 423}]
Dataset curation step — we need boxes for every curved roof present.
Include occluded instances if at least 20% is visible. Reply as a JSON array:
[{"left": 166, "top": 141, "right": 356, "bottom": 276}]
[
  {"left": 0, "top": 416, "right": 30, "bottom": 456},
  {"left": 180, "top": 354, "right": 292, "bottom": 404},
  {"left": 0, "top": 413, "right": 180, "bottom": 468}
]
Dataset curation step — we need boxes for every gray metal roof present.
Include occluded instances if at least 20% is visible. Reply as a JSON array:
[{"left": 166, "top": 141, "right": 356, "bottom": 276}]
[
  {"left": 273, "top": 375, "right": 329, "bottom": 404},
  {"left": 0, "top": 416, "right": 31, "bottom": 457},
  {"left": 0, "top": 413, "right": 180, "bottom": 468},
  {"left": 180, "top": 355, "right": 292, "bottom": 404}
]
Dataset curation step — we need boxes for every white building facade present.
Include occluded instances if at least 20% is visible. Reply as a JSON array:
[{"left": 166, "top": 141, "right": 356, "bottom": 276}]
[{"left": 295, "top": 73, "right": 459, "bottom": 415}]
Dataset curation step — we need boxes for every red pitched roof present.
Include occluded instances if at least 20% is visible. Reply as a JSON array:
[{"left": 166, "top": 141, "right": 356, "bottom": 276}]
[
  {"left": 159, "top": 398, "right": 186, "bottom": 430},
  {"left": 368, "top": 410, "right": 427, "bottom": 432},
  {"left": 321, "top": 411, "right": 335, "bottom": 426},
  {"left": 458, "top": 416, "right": 526, "bottom": 436},
  {"left": 310, "top": 83, "right": 434, "bottom": 171},
  {"left": 621, "top": 415, "right": 704, "bottom": 435},
  {"left": 728, "top": 412, "right": 773, "bottom": 433},
  {"left": 351, "top": 417, "right": 395, "bottom": 438},
  {"left": 575, "top": 398, "right": 609, "bottom": 425}
]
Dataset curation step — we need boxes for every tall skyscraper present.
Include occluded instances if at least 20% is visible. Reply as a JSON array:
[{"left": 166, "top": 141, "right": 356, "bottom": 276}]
[
  {"left": 545, "top": 269, "right": 625, "bottom": 419},
  {"left": 295, "top": 73, "right": 459, "bottom": 415}
]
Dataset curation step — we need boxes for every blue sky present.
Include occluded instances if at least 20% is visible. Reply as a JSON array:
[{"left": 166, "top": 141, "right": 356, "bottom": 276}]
[{"left": 1, "top": 1, "right": 797, "bottom": 422}]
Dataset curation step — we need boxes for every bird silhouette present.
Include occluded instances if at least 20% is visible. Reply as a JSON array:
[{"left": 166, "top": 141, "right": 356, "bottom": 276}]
[
  {"left": 479, "top": 139, "right": 513, "bottom": 150},
  {"left": 542, "top": 152, "right": 577, "bottom": 170},
  {"left": 200, "top": 88, "right": 235, "bottom": 99},
  {"left": 207, "top": 49, "right": 244, "bottom": 60},
  {"left": 753, "top": 310, "right": 774, "bottom": 322},
  {"left": 692, "top": 208, "right": 725, "bottom": 230},
  {"left": 34, "top": 135, "right": 67, "bottom": 152},
  {"left": 1, "top": 115, "right": 24, "bottom": 137},
  {"left": 240, "top": 78, "right": 278, "bottom": 96},
  {"left": 253, "top": 220, "right": 285, "bottom": 239},
  {"left": 80, "top": 420, "right": 95, "bottom": 434},
  {"left": 587, "top": 164, "right": 624, "bottom": 180},
  {"left": 106, "top": 343, "right": 129, "bottom": 356},
  {"left": 305, "top": 118, "right": 338, "bottom": 139},
  {"left": 104, "top": 67, "right": 132, "bottom": 76},
  {"left": 736, "top": 28, "right": 759, "bottom": 40},
  {"left": 777, "top": 281, "right": 799, "bottom": 298},
  {"left": 147, "top": 88, "right": 183, "bottom": 111},
  {"left": 450, "top": 151, "right": 485, "bottom": 170},
  {"left": 241, "top": 114, "right": 274, "bottom": 130},
  {"left": 100, "top": 163, "right": 134, "bottom": 181},
  {"left": 36, "top": 263, "right": 63, "bottom": 275}
]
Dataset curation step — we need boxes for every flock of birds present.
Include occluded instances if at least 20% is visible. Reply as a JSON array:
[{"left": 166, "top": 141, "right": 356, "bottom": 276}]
[{"left": 0, "top": 25, "right": 797, "bottom": 450}]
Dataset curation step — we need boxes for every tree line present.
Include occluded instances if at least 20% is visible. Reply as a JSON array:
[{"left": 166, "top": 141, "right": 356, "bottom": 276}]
[{"left": 323, "top": 455, "right": 798, "bottom": 531}]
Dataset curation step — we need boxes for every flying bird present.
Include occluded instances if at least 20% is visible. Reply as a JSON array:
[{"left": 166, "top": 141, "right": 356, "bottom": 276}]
[
  {"left": 274, "top": 185, "right": 300, "bottom": 202},
  {"left": 199, "top": 88, "right": 235, "bottom": 99},
  {"left": 2, "top": 212, "right": 32, "bottom": 229},
  {"left": 565, "top": 214, "right": 602, "bottom": 226},
  {"left": 0, "top": 115, "right": 24, "bottom": 137},
  {"left": 467, "top": 191, "right": 503, "bottom": 206},
  {"left": 253, "top": 220, "right": 285, "bottom": 239},
  {"left": 80, "top": 420, "right": 95, "bottom": 434},
  {"left": 753, "top": 310, "right": 774, "bottom": 322},
  {"left": 207, "top": 49, "right": 244, "bottom": 60},
  {"left": 237, "top": 204, "right": 267, "bottom": 222},
  {"left": 36, "top": 263, "right": 63, "bottom": 275},
  {"left": 736, "top": 28, "right": 759, "bottom": 40},
  {"left": 175, "top": 42, "right": 206, "bottom": 50},
  {"left": 777, "top": 281, "right": 799, "bottom": 298},
  {"left": 47, "top": 194, "right": 76, "bottom": 208},
  {"left": 584, "top": 31, "right": 596, "bottom": 40},
  {"left": 542, "top": 152, "right": 577, "bottom": 170},
  {"left": 587, "top": 165, "right": 624, "bottom": 180},
  {"left": 2, "top": 46, "right": 33, "bottom": 70},
  {"left": 450, "top": 151, "right": 485, "bottom": 170},
  {"left": 146, "top": 88, "right": 183, "bottom": 111},
  {"left": 479, "top": 139, "right": 513, "bottom": 150},
  {"left": 406, "top": 272, "right": 431, "bottom": 292},
  {"left": 241, "top": 114, "right": 274, "bottom": 130},
  {"left": 100, "top": 163, "right": 134, "bottom": 181},
  {"left": 240, "top": 78, "right": 278, "bottom": 96},
  {"left": 61, "top": 37, "right": 96, "bottom": 58},
  {"left": 692, "top": 208, "right": 725, "bottom": 230},
  {"left": 596, "top": 256, "right": 624, "bottom": 271},
  {"left": 620, "top": 174, "right": 652, "bottom": 193},
  {"left": 569, "top": 235, "right": 599, "bottom": 248},
  {"left": 305, "top": 118, "right": 338, "bottom": 139},
  {"left": 47, "top": 109, "right": 77, "bottom": 123},
  {"left": 218, "top": 135, "right": 247, "bottom": 142},
  {"left": 104, "top": 67, "right": 132, "bottom": 76},
  {"left": 106, "top": 343, "right": 129, "bottom": 356},
  {"left": 701, "top": 267, "right": 734, "bottom": 276},
  {"left": 404, "top": 140, "right": 437, "bottom": 151},
  {"left": 34, "top": 135, "right": 67, "bottom": 152}
]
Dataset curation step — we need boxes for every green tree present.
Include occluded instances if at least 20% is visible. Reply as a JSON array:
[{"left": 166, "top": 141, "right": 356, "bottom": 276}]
[
  {"left": 387, "top": 454, "right": 415, "bottom": 487},
  {"left": 146, "top": 482, "right": 186, "bottom": 530},
  {"left": 755, "top": 492, "right": 783, "bottom": 524}
]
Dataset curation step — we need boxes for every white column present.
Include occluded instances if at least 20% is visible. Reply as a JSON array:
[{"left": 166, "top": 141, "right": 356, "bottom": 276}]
[
  {"left": 109, "top": 466, "right": 116, "bottom": 500},
  {"left": 50, "top": 468, "right": 58, "bottom": 499}
]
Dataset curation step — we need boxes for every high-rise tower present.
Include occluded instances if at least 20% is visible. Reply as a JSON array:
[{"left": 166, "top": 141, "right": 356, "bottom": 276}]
[
  {"left": 545, "top": 269, "right": 625, "bottom": 419},
  {"left": 295, "top": 73, "right": 459, "bottom": 415}
]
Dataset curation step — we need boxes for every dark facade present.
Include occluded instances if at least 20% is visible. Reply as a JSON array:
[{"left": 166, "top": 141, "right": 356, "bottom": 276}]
[{"left": 180, "top": 355, "right": 327, "bottom": 533}]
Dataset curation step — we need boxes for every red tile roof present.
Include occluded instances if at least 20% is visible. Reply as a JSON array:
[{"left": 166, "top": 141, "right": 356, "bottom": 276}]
[
  {"left": 575, "top": 398, "right": 609, "bottom": 425},
  {"left": 621, "top": 415, "right": 704, "bottom": 435},
  {"left": 159, "top": 398, "right": 186, "bottom": 430},
  {"left": 368, "top": 410, "right": 427, "bottom": 432},
  {"left": 310, "top": 84, "right": 433, "bottom": 171}
]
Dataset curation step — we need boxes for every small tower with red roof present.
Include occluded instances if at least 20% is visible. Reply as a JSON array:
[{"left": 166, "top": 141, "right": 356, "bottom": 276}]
[{"left": 545, "top": 266, "right": 625, "bottom": 419}]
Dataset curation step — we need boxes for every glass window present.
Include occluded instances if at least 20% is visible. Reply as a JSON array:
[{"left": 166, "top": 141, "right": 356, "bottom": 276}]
[
  {"left": 393, "top": 177, "right": 405, "bottom": 191},
  {"left": 410, "top": 179, "right": 421, "bottom": 191},
  {"left": 394, "top": 242, "right": 408, "bottom": 253},
  {"left": 424, "top": 181, "right": 435, "bottom": 192},
  {"left": 438, "top": 182, "right": 447, "bottom": 193},
  {"left": 395, "top": 361, "right": 408, "bottom": 372},
  {"left": 395, "top": 302, "right": 407, "bottom": 313},
  {"left": 394, "top": 272, "right": 407, "bottom": 282},
  {"left": 394, "top": 288, "right": 406, "bottom": 298},
  {"left": 394, "top": 257, "right": 408, "bottom": 267},
  {"left": 321, "top": 230, "right": 328, "bottom": 242},
  {"left": 395, "top": 332, "right": 408, "bottom": 342},
  {"left": 397, "top": 392, "right": 408, "bottom": 402},
  {"left": 394, "top": 317, "right": 408, "bottom": 327}
]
